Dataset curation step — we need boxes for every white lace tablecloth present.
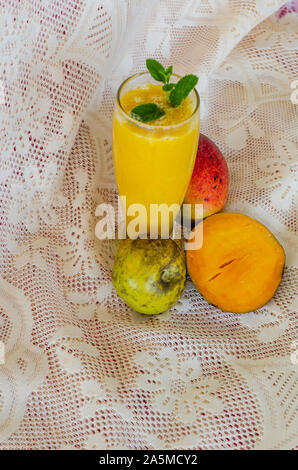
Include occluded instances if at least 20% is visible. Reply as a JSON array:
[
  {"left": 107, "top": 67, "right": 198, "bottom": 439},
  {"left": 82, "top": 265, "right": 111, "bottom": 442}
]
[{"left": 0, "top": 0, "right": 297, "bottom": 450}]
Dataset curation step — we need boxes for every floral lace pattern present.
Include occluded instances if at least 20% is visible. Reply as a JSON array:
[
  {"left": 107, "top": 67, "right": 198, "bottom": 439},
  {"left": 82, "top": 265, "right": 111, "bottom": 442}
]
[
  {"left": 256, "top": 139, "right": 298, "bottom": 210},
  {"left": 0, "top": 0, "right": 297, "bottom": 450},
  {"left": 135, "top": 349, "right": 224, "bottom": 423},
  {"left": 0, "top": 278, "right": 48, "bottom": 441}
]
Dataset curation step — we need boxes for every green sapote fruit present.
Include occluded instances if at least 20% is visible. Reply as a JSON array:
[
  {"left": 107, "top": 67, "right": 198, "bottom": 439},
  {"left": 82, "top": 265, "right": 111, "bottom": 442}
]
[{"left": 112, "top": 238, "right": 186, "bottom": 315}]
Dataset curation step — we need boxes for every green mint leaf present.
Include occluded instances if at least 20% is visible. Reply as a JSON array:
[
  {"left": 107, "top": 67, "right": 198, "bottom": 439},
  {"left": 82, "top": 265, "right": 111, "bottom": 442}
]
[
  {"left": 131, "top": 103, "right": 165, "bottom": 123},
  {"left": 169, "top": 74, "right": 198, "bottom": 108},
  {"left": 162, "top": 83, "right": 175, "bottom": 92},
  {"left": 165, "top": 65, "right": 173, "bottom": 83},
  {"left": 146, "top": 59, "right": 167, "bottom": 83}
]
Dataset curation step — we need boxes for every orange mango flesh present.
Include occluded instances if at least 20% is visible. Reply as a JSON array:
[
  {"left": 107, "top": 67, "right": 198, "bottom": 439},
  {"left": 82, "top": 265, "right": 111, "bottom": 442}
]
[{"left": 187, "top": 213, "right": 285, "bottom": 313}]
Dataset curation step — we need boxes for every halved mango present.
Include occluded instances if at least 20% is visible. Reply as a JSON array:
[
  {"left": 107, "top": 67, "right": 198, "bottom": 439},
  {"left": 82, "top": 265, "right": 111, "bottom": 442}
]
[{"left": 187, "top": 213, "right": 285, "bottom": 313}]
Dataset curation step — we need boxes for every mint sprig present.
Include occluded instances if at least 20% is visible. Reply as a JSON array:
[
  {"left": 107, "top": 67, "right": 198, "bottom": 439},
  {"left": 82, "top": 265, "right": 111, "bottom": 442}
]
[
  {"left": 129, "top": 59, "right": 198, "bottom": 123},
  {"left": 147, "top": 58, "right": 198, "bottom": 107},
  {"left": 131, "top": 103, "right": 165, "bottom": 123},
  {"left": 162, "top": 83, "right": 175, "bottom": 92},
  {"left": 146, "top": 59, "right": 172, "bottom": 84},
  {"left": 169, "top": 74, "right": 198, "bottom": 108}
]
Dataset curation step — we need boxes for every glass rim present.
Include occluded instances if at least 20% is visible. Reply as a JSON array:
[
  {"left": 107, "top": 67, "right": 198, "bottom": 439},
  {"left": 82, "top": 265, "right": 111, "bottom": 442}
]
[{"left": 116, "top": 71, "right": 200, "bottom": 130}]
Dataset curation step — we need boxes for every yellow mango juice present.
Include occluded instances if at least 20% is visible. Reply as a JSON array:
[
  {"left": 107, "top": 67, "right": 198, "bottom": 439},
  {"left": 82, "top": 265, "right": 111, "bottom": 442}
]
[{"left": 113, "top": 74, "right": 200, "bottom": 236}]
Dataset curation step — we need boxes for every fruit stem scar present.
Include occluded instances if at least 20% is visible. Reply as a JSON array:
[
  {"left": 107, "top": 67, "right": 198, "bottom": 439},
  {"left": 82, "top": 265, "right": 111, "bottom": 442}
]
[{"left": 161, "top": 262, "right": 179, "bottom": 283}]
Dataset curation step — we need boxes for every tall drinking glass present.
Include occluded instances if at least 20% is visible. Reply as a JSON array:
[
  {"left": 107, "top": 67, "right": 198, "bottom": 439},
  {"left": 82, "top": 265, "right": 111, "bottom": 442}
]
[{"left": 113, "top": 72, "right": 200, "bottom": 236}]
